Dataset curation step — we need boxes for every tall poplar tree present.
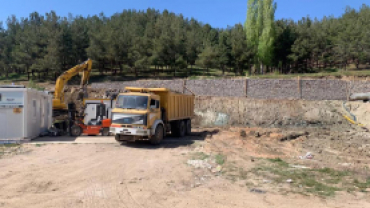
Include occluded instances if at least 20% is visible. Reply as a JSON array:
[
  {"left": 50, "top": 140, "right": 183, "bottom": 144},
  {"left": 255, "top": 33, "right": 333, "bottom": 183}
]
[{"left": 245, "top": 0, "right": 276, "bottom": 74}]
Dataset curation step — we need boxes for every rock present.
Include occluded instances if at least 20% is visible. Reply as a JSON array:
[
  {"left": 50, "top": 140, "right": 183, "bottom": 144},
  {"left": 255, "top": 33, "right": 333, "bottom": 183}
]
[
  {"left": 211, "top": 165, "right": 223, "bottom": 173},
  {"left": 240, "top": 130, "right": 247, "bottom": 138},
  {"left": 280, "top": 131, "right": 308, "bottom": 141},
  {"left": 194, "top": 182, "right": 201, "bottom": 187},
  {"left": 254, "top": 132, "right": 260, "bottom": 137},
  {"left": 187, "top": 160, "right": 212, "bottom": 169},
  {"left": 119, "top": 181, "right": 124, "bottom": 184},
  {"left": 286, "top": 179, "right": 293, "bottom": 183},
  {"left": 250, "top": 188, "right": 266, "bottom": 194}
]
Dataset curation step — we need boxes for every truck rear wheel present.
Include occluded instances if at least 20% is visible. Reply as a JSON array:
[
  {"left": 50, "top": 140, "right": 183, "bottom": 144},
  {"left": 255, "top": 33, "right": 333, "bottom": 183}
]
[
  {"left": 186, "top": 120, "right": 191, "bottom": 135},
  {"left": 151, "top": 124, "right": 164, "bottom": 145},
  {"left": 179, "top": 120, "right": 186, "bottom": 137}
]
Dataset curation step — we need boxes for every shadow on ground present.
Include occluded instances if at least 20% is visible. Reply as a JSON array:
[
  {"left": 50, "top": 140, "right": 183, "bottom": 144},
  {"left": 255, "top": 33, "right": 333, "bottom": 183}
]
[
  {"left": 121, "top": 129, "right": 220, "bottom": 149},
  {"left": 31, "top": 136, "right": 79, "bottom": 143}
]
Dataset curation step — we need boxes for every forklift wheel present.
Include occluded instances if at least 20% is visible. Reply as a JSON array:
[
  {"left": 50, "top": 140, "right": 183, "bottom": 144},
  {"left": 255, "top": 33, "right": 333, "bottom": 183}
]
[
  {"left": 102, "top": 128, "right": 109, "bottom": 136},
  {"left": 70, "top": 125, "right": 82, "bottom": 137}
]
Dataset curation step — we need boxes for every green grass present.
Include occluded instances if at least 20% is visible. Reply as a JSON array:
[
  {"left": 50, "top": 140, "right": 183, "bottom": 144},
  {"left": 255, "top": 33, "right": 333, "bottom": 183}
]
[
  {"left": 250, "top": 158, "right": 365, "bottom": 197},
  {"left": 215, "top": 154, "right": 226, "bottom": 165},
  {"left": 1, "top": 144, "right": 20, "bottom": 148},
  {"left": 267, "top": 158, "right": 289, "bottom": 167},
  {"left": 353, "top": 178, "right": 370, "bottom": 192},
  {"left": 191, "top": 152, "right": 210, "bottom": 160},
  {"left": 0, "top": 73, "right": 28, "bottom": 82},
  {"left": 3, "top": 66, "right": 370, "bottom": 85},
  {"left": 250, "top": 69, "right": 370, "bottom": 79}
]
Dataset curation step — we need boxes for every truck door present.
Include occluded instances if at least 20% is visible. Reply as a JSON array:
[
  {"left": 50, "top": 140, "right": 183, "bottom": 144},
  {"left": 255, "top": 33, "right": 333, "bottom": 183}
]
[{"left": 148, "top": 99, "right": 160, "bottom": 126}]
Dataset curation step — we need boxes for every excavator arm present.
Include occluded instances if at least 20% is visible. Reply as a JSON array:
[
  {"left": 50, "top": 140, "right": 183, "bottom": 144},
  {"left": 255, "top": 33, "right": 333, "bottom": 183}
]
[{"left": 52, "top": 59, "right": 93, "bottom": 111}]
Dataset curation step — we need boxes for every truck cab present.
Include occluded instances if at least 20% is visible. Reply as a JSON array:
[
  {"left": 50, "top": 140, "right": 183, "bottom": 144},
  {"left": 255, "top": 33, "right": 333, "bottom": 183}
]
[{"left": 110, "top": 87, "right": 194, "bottom": 144}]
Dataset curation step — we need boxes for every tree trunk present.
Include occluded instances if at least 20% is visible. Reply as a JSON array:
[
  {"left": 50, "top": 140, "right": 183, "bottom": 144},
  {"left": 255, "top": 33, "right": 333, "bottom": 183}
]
[
  {"left": 356, "top": 60, "right": 360, "bottom": 69},
  {"left": 260, "top": 63, "right": 264, "bottom": 74},
  {"left": 119, "top": 63, "right": 123, "bottom": 74},
  {"left": 317, "top": 59, "right": 319, "bottom": 70}
]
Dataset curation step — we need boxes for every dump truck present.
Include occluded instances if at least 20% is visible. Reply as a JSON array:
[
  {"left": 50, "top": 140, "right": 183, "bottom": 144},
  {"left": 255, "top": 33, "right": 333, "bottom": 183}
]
[{"left": 110, "top": 87, "right": 195, "bottom": 144}]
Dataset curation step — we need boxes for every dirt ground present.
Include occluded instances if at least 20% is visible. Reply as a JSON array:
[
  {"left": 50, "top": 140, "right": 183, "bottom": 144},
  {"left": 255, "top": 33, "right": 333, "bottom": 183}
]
[{"left": 0, "top": 128, "right": 369, "bottom": 208}]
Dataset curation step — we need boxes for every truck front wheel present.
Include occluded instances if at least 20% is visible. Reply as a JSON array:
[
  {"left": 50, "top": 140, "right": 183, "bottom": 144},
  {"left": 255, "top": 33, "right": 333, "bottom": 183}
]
[{"left": 151, "top": 124, "right": 164, "bottom": 145}]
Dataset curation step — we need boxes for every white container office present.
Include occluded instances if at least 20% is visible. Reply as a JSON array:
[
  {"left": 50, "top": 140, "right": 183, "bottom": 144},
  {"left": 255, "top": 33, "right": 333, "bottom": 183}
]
[{"left": 0, "top": 86, "right": 52, "bottom": 140}]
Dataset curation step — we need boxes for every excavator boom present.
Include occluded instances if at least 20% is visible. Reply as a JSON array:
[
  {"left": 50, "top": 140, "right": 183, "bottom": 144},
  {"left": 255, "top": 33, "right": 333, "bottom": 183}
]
[{"left": 52, "top": 59, "right": 93, "bottom": 111}]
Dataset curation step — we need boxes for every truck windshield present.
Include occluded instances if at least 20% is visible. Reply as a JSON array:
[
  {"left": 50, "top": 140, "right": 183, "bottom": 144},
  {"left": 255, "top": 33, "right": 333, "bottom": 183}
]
[{"left": 116, "top": 95, "right": 148, "bottom": 109}]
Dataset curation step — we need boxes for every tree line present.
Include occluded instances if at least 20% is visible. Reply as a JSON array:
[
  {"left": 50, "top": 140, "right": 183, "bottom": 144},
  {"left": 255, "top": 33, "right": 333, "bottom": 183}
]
[{"left": 0, "top": 3, "right": 369, "bottom": 79}]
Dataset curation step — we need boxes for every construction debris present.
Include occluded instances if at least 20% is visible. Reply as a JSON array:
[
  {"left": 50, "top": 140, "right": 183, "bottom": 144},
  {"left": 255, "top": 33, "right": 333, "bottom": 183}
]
[{"left": 299, "top": 152, "right": 314, "bottom": 160}]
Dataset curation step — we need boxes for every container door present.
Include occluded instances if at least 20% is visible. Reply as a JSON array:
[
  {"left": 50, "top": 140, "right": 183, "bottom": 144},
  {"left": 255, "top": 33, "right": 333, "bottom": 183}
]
[{"left": 0, "top": 108, "right": 23, "bottom": 139}]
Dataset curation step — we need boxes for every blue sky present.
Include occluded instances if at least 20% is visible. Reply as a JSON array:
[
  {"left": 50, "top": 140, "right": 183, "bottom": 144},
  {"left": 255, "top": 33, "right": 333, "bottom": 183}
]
[{"left": 0, "top": 0, "right": 367, "bottom": 28}]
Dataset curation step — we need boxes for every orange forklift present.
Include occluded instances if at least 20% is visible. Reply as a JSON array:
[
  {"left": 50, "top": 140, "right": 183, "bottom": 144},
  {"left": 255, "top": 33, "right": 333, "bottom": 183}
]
[{"left": 68, "top": 102, "right": 112, "bottom": 136}]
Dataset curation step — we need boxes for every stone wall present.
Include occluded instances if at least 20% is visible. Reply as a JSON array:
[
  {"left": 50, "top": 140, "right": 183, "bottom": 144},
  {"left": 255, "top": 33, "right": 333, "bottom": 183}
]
[
  {"left": 93, "top": 80, "right": 184, "bottom": 93},
  {"left": 185, "top": 79, "right": 246, "bottom": 97},
  {"left": 350, "top": 81, "right": 370, "bottom": 94},
  {"left": 301, "top": 80, "right": 348, "bottom": 100},
  {"left": 91, "top": 78, "right": 370, "bottom": 101},
  {"left": 247, "top": 79, "right": 300, "bottom": 100}
]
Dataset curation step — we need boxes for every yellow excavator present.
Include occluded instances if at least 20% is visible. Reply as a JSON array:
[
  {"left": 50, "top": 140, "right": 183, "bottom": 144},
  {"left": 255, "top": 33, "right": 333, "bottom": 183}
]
[{"left": 52, "top": 59, "right": 93, "bottom": 115}]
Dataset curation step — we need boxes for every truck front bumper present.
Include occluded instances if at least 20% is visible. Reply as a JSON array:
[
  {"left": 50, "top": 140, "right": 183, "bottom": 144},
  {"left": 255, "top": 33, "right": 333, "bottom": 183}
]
[{"left": 109, "top": 127, "right": 151, "bottom": 137}]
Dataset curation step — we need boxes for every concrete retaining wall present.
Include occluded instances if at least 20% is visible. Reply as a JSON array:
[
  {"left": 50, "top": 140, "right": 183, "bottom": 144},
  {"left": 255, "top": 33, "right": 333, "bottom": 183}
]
[{"left": 192, "top": 96, "right": 354, "bottom": 129}]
